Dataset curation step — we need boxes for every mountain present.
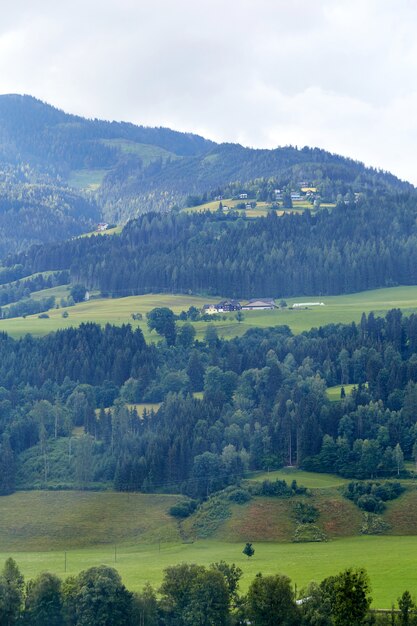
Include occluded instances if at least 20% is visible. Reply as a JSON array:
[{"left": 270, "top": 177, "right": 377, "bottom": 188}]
[{"left": 0, "top": 94, "right": 414, "bottom": 257}]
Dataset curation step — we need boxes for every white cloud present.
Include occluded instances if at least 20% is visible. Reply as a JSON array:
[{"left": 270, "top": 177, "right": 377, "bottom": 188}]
[{"left": 0, "top": 0, "right": 417, "bottom": 182}]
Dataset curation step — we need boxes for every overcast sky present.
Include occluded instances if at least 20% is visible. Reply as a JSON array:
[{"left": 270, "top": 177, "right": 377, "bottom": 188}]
[{"left": 1, "top": 0, "right": 417, "bottom": 183}]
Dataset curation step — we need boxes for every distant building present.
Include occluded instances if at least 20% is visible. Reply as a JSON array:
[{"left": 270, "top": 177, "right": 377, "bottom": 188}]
[
  {"left": 242, "top": 298, "right": 277, "bottom": 310},
  {"left": 301, "top": 187, "right": 317, "bottom": 194},
  {"left": 291, "top": 192, "right": 301, "bottom": 200},
  {"left": 239, "top": 193, "right": 248, "bottom": 199},
  {"left": 97, "top": 223, "right": 109, "bottom": 232},
  {"left": 292, "top": 302, "right": 325, "bottom": 309},
  {"left": 203, "top": 300, "right": 242, "bottom": 314}
]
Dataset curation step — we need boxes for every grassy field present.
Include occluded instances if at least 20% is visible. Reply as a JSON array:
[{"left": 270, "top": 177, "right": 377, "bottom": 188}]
[
  {"left": 2, "top": 285, "right": 417, "bottom": 340},
  {"left": 101, "top": 139, "right": 178, "bottom": 167},
  {"left": 184, "top": 197, "right": 336, "bottom": 218},
  {"left": 2, "top": 488, "right": 417, "bottom": 606},
  {"left": 1, "top": 536, "right": 416, "bottom": 607},
  {"left": 0, "top": 491, "right": 184, "bottom": 551},
  {"left": 246, "top": 467, "right": 349, "bottom": 488},
  {"left": 67, "top": 169, "right": 108, "bottom": 191}
]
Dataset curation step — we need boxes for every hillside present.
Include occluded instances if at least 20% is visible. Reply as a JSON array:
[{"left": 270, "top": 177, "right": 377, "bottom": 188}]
[{"left": 0, "top": 94, "right": 414, "bottom": 257}]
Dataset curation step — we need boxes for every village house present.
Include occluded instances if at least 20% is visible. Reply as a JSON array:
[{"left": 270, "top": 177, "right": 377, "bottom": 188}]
[{"left": 203, "top": 300, "right": 242, "bottom": 314}]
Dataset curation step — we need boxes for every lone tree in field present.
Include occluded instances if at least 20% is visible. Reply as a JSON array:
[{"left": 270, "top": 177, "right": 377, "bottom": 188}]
[{"left": 243, "top": 543, "right": 255, "bottom": 559}]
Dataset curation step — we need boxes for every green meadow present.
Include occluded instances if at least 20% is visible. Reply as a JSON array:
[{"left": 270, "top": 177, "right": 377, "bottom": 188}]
[
  {"left": 1, "top": 487, "right": 417, "bottom": 606},
  {"left": 1, "top": 535, "right": 417, "bottom": 607},
  {"left": 2, "top": 284, "right": 417, "bottom": 340},
  {"left": 245, "top": 467, "right": 349, "bottom": 489},
  {"left": 184, "top": 197, "right": 336, "bottom": 218}
]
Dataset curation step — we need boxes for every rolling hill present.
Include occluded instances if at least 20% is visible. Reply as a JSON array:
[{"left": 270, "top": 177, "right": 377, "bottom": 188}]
[{"left": 0, "top": 94, "right": 414, "bottom": 258}]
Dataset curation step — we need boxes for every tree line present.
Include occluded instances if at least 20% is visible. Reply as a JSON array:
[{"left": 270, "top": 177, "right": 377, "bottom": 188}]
[
  {"left": 10, "top": 190, "right": 417, "bottom": 299},
  {"left": 3, "top": 309, "right": 417, "bottom": 494}
]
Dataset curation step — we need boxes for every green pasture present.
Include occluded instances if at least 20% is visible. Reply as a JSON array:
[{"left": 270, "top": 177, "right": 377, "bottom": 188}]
[
  {"left": 101, "top": 139, "right": 178, "bottom": 166},
  {"left": 67, "top": 169, "right": 108, "bottom": 191},
  {"left": 2, "top": 536, "right": 417, "bottom": 607},
  {"left": 0, "top": 491, "right": 183, "bottom": 552},
  {"left": 184, "top": 197, "right": 335, "bottom": 217},
  {"left": 246, "top": 467, "right": 349, "bottom": 489},
  {"left": 2, "top": 285, "right": 417, "bottom": 340}
]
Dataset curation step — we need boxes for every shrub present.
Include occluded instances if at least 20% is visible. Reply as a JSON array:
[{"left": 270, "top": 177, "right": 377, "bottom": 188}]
[
  {"left": 169, "top": 499, "right": 198, "bottom": 518},
  {"left": 292, "top": 523, "right": 327, "bottom": 543},
  {"left": 293, "top": 501, "right": 319, "bottom": 524},
  {"left": 227, "top": 488, "right": 251, "bottom": 504},
  {"left": 357, "top": 494, "right": 385, "bottom": 513},
  {"left": 38, "top": 313, "right": 49, "bottom": 319}
]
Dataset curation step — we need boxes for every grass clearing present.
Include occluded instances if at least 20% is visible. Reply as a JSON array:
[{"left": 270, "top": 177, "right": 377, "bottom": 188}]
[
  {"left": 1, "top": 536, "right": 416, "bottom": 607},
  {"left": 67, "top": 169, "right": 108, "bottom": 191},
  {"left": 246, "top": 467, "right": 349, "bottom": 489},
  {"left": 1, "top": 285, "right": 417, "bottom": 340},
  {"left": 101, "top": 140, "right": 179, "bottom": 166},
  {"left": 326, "top": 384, "right": 357, "bottom": 402}
]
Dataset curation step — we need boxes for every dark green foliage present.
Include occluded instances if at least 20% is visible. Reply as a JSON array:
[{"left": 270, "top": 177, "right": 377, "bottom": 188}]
[
  {"left": 0, "top": 558, "right": 24, "bottom": 626},
  {"left": 25, "top": 572, "right": 62, "bottom": 626},
  {"left": 226, "top": 488, "right": 252, "bottom": 503},
  {"left": 344, "top": 481, "right": 404, "bottom": 512},
  {"left": 159, "top": 563, "right": 230, "bottom": 626},
  {"left": 246, "top": 572, "right": 299, "bottom": 626},
  {"left": 70, "top": 284, "right": 87, "bottom": 303},
  {"left": 169, "top": 499, "right": 198, "bottom": 518},
  {"left": 250, "top": 479, "right": 306, "bottom": 498},
  {"left": 14, "top": 192, "right": 417, "bottom": 299},
  {"left": 243, "top": 542, "right": 255, "bottom": 558},
  {"left": 62, "top": 565, "right": 132, "bottom": 626},
  {"left": 147, "top": 307, "right": 176, "bottom": 345},
  {"left": 293, "top": 501, "right": 319, "bottom": 523}
]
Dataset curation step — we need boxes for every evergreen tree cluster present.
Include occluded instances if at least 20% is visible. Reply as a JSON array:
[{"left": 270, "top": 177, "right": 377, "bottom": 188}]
[
  {"left": 2, "top": 310, "right": 417, "bottom": 493},
  {"left": 11, "top": 190, "right": 417, "bottom": 299}
]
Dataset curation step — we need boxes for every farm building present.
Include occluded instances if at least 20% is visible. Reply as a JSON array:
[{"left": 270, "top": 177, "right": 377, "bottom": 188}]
[
  {"left": 292, "top": 302, "right": 325, "bottom": 309},
  {"left": 242, "top": 298, "right": 277, "bottom": 310},
  {"left": 203, "top": 300, "right": 242, "bottom": 314}
]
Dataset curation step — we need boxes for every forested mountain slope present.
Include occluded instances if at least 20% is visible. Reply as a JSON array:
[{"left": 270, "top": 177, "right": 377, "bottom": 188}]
[
  {"left": 9, "top": 189, "right": 417, "bottom": 298},
  {"left": 0, "top": 94, "right": 414, "bottom": 256}
]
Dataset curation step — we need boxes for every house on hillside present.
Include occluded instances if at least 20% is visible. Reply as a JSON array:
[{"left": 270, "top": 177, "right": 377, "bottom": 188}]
[
  {"left": 97, "top": 223, "right": 109, "bottom": 232},
  {"left": 239, "top": 193, "right": 248, "bottom": 199},
  {"left": 203, "top": 300, "right": 242, "bottom": 314},
  {"left": 242, "top": 298, "right": 277, "bottom": 311}
]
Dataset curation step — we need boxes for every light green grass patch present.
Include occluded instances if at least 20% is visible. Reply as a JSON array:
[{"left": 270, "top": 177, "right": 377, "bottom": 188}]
[
  {"left": 1, "top": 285, "right": 417, "bottom": 340},
  {"left": 67, "top": 169, "right": 108, "bottom": 191},
  {"left": 326, "top": 384, "right": 357, "bottom": 402},
  {"left": 102, "top": 140, "right": 178, "bottom": 166},
  {"left": 246, "top": 468, "right": 349, "bottom": 489},
  {"left": 1, "top": 536, "right": 416, "bottom": 607}
]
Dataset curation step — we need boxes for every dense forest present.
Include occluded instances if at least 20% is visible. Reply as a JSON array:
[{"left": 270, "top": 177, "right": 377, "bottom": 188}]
[
  {"left": 5, "top": 555, "right": 412, "bottom": 625},
  {"left": 9, "top": 189, "right": 417, "bottom": 298},
  {"left": 0, "top": 309, "right": 417, "bottom": 497},
  {"left": 0, "top": 94, "right": 414, "bottom": 252}
]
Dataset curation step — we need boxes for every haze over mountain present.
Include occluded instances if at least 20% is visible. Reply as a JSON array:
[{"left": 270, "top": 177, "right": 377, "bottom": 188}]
[{"left": 0, "top": 94, "right": 414, "bottom": 258}]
